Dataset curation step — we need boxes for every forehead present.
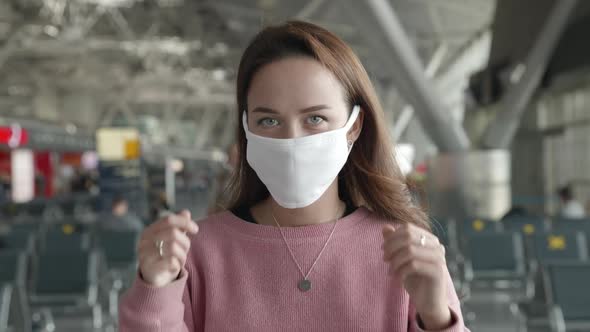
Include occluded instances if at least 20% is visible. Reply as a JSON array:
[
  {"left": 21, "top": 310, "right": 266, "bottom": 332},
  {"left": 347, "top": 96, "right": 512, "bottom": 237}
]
[{"left": 247, "top": 57, "right": 346, "bottom": 111}]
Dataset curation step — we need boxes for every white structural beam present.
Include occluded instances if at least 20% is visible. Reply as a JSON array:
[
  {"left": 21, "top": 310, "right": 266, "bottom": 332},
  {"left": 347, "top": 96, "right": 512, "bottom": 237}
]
[
  {"left": 360, "top": 0, "right": 470, "bottom": 152},
  {"left": 436, "top": 30, "right": 491, "bottom": 94},
  {"left": 391, "top": 43, "right": 447, "bottom": 141},
  {"left": 482, "top": 0, "right": 578, "bottom": 149}
]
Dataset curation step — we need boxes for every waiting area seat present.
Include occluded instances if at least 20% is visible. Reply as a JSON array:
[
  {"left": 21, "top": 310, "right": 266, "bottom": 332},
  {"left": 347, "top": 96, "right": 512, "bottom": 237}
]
[
  {"left": 516, "top": 231, "right": 587, "bottom": 330},
  {"left": 0, "top": 251, "right": 27, "bottom": 286},
  {"left": 461, "top": 217, "right": 503, "bottom": 235},
  {"left": 532, "top": 231, "right": 588, "bottom": 266},
  {"left": 0, "top": 284, "right": 12, "bottom": 332},
  {"left": 0, "top": 229, "right": 35, "bottom": 254},
  {"left": 503, "top": 216, "right": 548, "bottom": 236},
  {"left": 94, "top": 229, "right": 140, "bottom": 322},
  {"left": 95, "top": 229, "right": 139, "bottom": 271},
  {"left": 464, "top": 231, "right": 528, "bottom": 289},
  {"left": 544, "top": 263, "right": 590, "bottom": 332},
  {"left": 0, "top": 251, "right": 32, "bottom": 332},
  {"left": 1, "top": 195, "right": 107, "bottom": 330},
  {"left": 39, "top": 224, "right": 91, "bottom": 254},
  {"left": 29, "top": 250, "right": 102, "bottom": 330},
  {"left": 551, "top": 219, "right": 590, "bottom": 245}
]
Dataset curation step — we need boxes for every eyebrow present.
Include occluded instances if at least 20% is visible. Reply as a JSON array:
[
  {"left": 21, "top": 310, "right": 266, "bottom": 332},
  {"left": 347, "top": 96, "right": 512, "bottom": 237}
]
[{"left": 251, "top": 105, "right": 330, "bottom": 114}]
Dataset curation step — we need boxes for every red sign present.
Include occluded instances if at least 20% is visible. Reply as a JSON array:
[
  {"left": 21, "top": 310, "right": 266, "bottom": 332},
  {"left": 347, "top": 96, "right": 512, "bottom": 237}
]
[{"left": 0, "top": 125, "right": 29, "bottom": 147}]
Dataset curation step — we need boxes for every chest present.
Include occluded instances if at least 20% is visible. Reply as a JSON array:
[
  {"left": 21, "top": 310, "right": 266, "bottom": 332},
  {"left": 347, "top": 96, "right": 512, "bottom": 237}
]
[{"left": 197, "top": 236, "right": 410, "bottom": 332}]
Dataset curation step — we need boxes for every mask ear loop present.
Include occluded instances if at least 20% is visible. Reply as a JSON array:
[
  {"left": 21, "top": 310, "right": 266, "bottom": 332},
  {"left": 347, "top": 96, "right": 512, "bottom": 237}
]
[{"left": 346, "top": 105, "right": 361, "bottom": 152}]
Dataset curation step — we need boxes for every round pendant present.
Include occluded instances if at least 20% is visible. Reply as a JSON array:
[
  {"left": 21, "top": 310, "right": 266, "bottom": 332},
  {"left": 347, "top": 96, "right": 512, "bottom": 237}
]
[{"left": 298, "top": 279, "right": 311, "bottom": 292}]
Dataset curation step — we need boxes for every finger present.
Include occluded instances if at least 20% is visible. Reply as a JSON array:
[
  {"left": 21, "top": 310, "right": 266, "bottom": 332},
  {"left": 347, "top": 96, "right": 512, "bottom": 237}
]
[
  {"left": 144, "top": 254, "right": 182, "bottom": 277},
  {"left": 382, "top": 236, "right": 411, "bottom": 262},
  {"left": 139, "top": 251, "right": 159, "bottom": 271},
  {"left": 395, "top": 259, "right": 445, "bottom": 282},
  {"left": 382, "top": 226, "right": 439, "bottom": 261},
  {"left": 387, "top": 243, "right": 445, "bottom": 273},
  {"left": 160, "top": 241, "right": 189, "bottom": 266},
  {"left": 179, "top": 210, "right": 193, "bottom": 235},
  {"left": 382, "top": 235, "right": 443, "bottom": 262},
  {"left": 140, "top": 240, "right": 187, "bottom": 270},
  {"left": 137, "top": 240, "right": 189, "bottom": 267},
  {"left": 396, "top": 223, "right": 439, "bottom": 244},
  {"left": 151, "top": 213, "right": 199, "bottom": 234},
  {"left": 180, "top": 209, "right": 191, "bottom": 221},
  {"left": 149, "top": 228, "right": 191, "bottom": 253},
  {"left": 142, "top": 212, "right": 174, "bottom": 236}
]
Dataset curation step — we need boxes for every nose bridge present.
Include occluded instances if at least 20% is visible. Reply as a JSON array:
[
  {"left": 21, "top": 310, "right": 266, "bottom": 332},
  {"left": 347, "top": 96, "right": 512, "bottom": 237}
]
[{"left": 282, "top": 118, "right": 303, "bottom": 139}]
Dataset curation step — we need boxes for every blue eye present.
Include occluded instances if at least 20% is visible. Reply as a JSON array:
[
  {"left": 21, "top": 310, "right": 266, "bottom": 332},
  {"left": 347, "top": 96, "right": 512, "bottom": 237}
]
[
  {"left": 258, "top": 118, "right": 279, "bottom": 127},
  {"left": 307, "top": 116, "right": 325, "bottom": 125}
]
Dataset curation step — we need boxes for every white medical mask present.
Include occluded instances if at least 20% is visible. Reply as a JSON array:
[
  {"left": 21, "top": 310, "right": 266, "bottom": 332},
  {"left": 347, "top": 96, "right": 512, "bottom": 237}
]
[{"left": 243, "top": 105, "right": 361, "bottom": 209}]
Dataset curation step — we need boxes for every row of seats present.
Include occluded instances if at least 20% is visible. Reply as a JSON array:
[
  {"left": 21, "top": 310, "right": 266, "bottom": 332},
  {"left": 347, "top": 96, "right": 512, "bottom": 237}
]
[
  {"left": 432, "top": 216, "right": 590, "bottom": 331},
  {"left": 0, "top": 218, "right": 140, "bottom": 331},
  {"left": 0, "top": 195, "right": 100, "bottom": 226}
]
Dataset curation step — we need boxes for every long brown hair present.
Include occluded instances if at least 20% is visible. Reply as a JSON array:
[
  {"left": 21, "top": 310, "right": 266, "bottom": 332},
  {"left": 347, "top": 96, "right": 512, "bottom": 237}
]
[{"left": 225, "top": 21, "right": 429, "bottom": 230}]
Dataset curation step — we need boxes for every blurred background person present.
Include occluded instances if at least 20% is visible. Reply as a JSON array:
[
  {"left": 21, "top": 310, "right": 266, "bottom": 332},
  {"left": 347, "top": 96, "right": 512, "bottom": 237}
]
[
  {"left": 101, "top": 196, "right": 144, "bottom": 232},
  {"left": 557, "top": 185, "right": 586, "bottom": 219}
]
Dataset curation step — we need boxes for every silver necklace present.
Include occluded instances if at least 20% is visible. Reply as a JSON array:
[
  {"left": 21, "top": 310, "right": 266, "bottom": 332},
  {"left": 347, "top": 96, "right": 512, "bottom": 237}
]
[{"left": 271, "top": 204, "right": 344, "bottom": 292}]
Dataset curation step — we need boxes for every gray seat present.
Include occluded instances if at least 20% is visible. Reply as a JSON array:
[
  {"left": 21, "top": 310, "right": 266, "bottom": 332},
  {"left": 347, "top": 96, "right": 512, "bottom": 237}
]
[
  {"left": 462, "top": 217, "right": 503, "bottom": 234},
  {"left": 40, "top": 226, "right": 91, "bottom": 254},
  {"left": 31, "top": 250, "right": 98, "bottom": 305},
  {"left": 60, "top": 200, "right": 77, "bottom": 218},
  {"left": 517, "top": 230, "right": 588, "bottom": 331},
  {"left": 29, "top": 250, "right": 102, "bottom": 330},
  {"left": 552, "top": 219, "right": 590, "bottom": 245},
  {"left": 0, "top": 230, "right": 34, "bottom": 254},
  {"left": 0, "top": 284, "right": 11, "bottom": 332},
  {"left": 95, "top": 229, "right": 139, "bottom": 271},
  {"left": 553, "top": 217, "right": 590, "bottom": 225},
  {"left": 466, "top": 231, "right": 526, "bottom": 278},
  {"left": 459, "top": 217, "right": 503, "bottom": 252},
  {"left": 8, "top": 222, "right": 41, "bottom": 234},
  {"left": 503, "top": 216, "right": 548, "bottom": 236},
  {"left": 464, "top": 231, "right": 532, "bottom": 299},
  {"left": 0, "top": 252, "right": 32, "bottom": 332},
  {"left": 503, "top": 217, "right": 550, "bottom": 272},
  {"left": 95, "top": 229, "right": 139, "bottom": 322},
  {"left": 544, "top": 263, "right": 590, "bottom": 332},
  {"left": 533, "top": 231, "right": 588, "bottom": 266},
  {"left": 0, "top": 251, "right": 27, "bottom": 286},
  {"left": 27, "top": 200, "right": 47, "bottom": 218}
]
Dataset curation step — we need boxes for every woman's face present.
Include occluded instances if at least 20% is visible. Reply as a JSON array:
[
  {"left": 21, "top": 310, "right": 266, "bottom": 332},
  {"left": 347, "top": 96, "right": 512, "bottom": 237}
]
[{"left": 247, "top": 57, "right": 361, "bottom": 139}]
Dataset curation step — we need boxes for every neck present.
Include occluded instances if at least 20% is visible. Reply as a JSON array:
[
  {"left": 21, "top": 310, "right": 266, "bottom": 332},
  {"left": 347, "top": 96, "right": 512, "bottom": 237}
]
[{"left": 253, "top": 183, "right": 346, "bottom": 227}]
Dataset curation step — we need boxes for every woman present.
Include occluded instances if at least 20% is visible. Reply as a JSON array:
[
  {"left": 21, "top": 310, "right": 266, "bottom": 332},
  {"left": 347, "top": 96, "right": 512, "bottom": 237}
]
[{"left": 120, "top": 21, "right": 469, "bottom": 332}]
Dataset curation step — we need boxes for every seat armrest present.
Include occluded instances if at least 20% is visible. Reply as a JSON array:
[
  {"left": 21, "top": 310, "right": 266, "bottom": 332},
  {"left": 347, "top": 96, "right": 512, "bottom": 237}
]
[{"left": 549, "top": 305, "right": 566, "bottom": 332}]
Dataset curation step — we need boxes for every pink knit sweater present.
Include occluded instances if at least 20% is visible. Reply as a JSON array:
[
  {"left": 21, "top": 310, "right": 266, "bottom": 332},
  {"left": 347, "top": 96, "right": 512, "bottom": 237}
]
[{"left": 119, "top": 207, "right": 469, "bottom": 331}]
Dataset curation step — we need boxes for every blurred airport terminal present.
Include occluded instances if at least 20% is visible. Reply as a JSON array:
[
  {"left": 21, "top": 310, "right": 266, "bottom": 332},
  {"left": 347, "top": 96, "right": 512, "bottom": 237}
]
[{"left": 0, "top": 0, "right": 590, "bottom": 331}]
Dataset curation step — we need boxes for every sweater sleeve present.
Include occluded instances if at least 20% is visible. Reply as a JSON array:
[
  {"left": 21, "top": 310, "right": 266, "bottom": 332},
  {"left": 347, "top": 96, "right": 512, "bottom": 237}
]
[
  {"left": 118, "top": 268, "right": 198, "bottom": 332},
  {"left": 408, "top": 267, "right": 470, "bottom": 332}
]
